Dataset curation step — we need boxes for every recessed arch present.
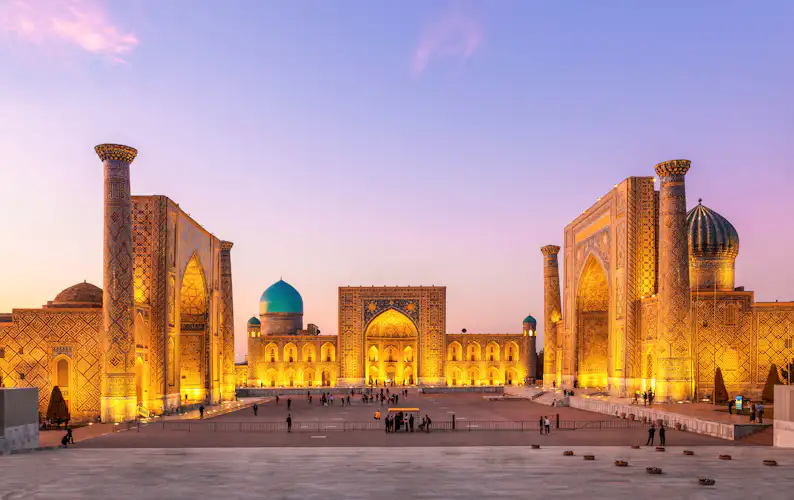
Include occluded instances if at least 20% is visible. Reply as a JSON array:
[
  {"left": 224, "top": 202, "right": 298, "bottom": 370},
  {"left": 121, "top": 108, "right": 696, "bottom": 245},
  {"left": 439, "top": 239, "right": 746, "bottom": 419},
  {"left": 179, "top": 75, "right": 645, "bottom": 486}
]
[
  {"left": 486, "top": 341, "right": 501, "bottom": 362},
  {"left": 283, "top": 342, "right": 298, "bottom": 363},
  {"left": 321, "top": 342, "right": 336, "bottom": 362},
  {"left": 505, "top": 341, "right": 520, "bottom": 362},
  {"left": 448, "top": 341, "right": 462, "bottom": 361},
  {"left": 302, "top": 343, "right": 316, "bottom": 363},
  {"left": 576, "top": 253, "right": 609, "bottom": 388},
  {"left": 179, "top": 253, "right": 208, "bottom": 404},
  {"left": 466, "top": 366, "right": 480, "bottom": 386},
  {"left": 466, "top": 342, "right": 482, "bottom": 362},
  {"left": 265, "top": 342, "right": 279, "bottom": 363}
]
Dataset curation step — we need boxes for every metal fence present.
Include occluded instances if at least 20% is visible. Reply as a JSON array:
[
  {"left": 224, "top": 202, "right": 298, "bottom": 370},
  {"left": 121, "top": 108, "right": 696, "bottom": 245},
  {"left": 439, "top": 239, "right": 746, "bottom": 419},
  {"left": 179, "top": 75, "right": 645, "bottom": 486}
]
[{"left": 126, "top": 418, "right": 646, "bottom": 433}]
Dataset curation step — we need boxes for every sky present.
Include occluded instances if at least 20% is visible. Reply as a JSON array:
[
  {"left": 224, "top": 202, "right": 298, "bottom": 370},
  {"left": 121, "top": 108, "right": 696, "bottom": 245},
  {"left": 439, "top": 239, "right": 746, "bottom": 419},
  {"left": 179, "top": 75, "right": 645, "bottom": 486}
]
[{"left": 1, "top": 1, "right": 793, "bottom": 361}]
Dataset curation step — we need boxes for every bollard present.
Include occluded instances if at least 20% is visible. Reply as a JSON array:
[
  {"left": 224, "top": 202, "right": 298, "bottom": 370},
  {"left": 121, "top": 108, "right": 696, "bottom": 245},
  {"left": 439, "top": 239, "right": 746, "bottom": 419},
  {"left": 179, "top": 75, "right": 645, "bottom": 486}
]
[{"left": 452, "top": 414, "right": 456, "bottom": 431}]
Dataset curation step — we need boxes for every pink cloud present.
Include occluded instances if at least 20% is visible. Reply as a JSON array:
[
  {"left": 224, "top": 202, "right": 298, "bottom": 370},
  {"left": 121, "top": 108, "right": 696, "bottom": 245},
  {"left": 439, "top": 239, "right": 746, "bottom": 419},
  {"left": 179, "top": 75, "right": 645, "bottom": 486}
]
[
  {"left": 412, "top": 10, "right": 482, "bottom": 76},
  {"left": 0, "top": 0, "right": 138, "bottom": 63}
]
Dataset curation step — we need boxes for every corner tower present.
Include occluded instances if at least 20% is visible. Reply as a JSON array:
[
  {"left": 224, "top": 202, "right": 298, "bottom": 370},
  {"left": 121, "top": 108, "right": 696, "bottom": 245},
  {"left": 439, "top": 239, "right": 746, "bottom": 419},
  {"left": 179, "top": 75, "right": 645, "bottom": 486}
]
[
  {"left": 220, "top": 241, "right": 236, "bottom": 400},
  {"left": 96, "top": 143, "right": 138, "bottom": 422},
  {"left": 654, "top": 159, "right": 692, "bottom": 401}
]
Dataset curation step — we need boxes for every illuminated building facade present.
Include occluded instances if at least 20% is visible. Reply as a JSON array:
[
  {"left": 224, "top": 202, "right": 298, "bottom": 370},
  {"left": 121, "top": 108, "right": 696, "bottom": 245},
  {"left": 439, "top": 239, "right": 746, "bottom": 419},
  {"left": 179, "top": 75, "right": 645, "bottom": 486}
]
[
  {"left": 542, "top": 159, "right": 794, "bottom": 401},
  {"left": 0, "top": 144, "right": 235, "bottom": 422},
  {"left": 246, "top": 285, "right": 537, "bottom": 387}
]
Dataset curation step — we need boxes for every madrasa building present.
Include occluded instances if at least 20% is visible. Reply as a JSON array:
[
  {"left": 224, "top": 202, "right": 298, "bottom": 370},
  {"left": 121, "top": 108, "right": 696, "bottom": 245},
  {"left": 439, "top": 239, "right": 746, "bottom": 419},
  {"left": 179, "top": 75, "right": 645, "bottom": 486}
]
[
  {"left": 541, "top": 159, "right": 794, "bottom": 401},
  {"left": 245, "top": 283, "right": 538, "bottom": 388},
  {"left": 0, "top": 144, "right": 235, "bottom": 422}
]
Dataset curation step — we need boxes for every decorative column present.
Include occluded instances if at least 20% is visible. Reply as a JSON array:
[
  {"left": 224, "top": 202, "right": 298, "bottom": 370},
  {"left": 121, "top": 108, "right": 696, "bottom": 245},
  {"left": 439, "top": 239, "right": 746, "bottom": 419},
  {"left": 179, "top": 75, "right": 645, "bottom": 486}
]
[
  {"left": 220, "top": 241, "right": 236, "bottom": 400},
  {"left": 96, "top": 143, "right": 138, "bottom": 422},
  {"left": 522, "top": 316, "right": 538, "bottom": 383},
  {"left": 654, "top": 159, "right": 692, "bottom": 401},
  {"left": 541, "top": 245, "right": 562, "bottom": 388}
]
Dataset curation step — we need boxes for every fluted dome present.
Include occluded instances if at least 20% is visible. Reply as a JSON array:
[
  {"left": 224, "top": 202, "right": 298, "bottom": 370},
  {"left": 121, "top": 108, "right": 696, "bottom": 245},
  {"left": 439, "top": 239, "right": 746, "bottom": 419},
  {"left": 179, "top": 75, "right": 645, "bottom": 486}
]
[
  {"left": 247, "top": 316, "right": 261, "bottom": 326},
  {"left": 50, "top": 282, "right": 102, "bottom": 308},
  {"left": 687, "top": 201, "right": 739, "bottom": 259},
  {"left": 259, "top": 280, "right": 303, "bottom": 314}
]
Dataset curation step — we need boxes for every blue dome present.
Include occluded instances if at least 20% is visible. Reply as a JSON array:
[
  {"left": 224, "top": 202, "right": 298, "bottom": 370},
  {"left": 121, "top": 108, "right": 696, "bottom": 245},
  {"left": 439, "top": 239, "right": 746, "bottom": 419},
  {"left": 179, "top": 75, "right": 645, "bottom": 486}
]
[
  {"left": 259, "top": 280, "right": 303, "bottom": 314},
  {"left": 522, "top": 315, "right": 537, "bottom": 325},
  {"left": 247, "top": 316, "right": 260, "bottom": 326}
]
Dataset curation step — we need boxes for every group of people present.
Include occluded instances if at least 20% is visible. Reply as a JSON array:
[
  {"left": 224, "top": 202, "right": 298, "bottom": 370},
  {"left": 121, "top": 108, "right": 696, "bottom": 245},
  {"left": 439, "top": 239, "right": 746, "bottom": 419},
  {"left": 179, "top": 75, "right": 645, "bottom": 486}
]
[
  {"left": 631, "top": 390, "right": 655, "bottom": 406},
  {"left": 727, "top": 400, "right": 765, "bottom": 423},
  {"left": 645, "top": 422, "right": 666, "bottom": 446},
  {"left": 375, "top": 410, "right": 432, "bottom": 433},
  {"left": 361, "top": 388, "right": 408, "bottom": 406}
]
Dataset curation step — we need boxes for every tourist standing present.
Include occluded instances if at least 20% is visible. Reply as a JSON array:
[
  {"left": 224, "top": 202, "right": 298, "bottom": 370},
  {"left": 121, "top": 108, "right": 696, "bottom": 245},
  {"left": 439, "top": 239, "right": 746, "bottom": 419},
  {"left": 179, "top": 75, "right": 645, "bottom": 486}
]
[
  {"left": 544, "top": 416, "right": 551, "bottom": 435},
  {"left": 286, "top": 414, "right": 292, "bottom": 432},
  {"left": 276, "top": 395, "right": 280, "bottom": 405},
  {"left": 425, "top": 414, "right": 432, "bottom": 433},
  {"left": 758, "top": 403, "right": 765, "bottom": 424},
  {"left": 539, "top": 416, "right": 544, "bottom": 435},
  {"left": 199, "top": 405, "right": 204, "bottom": 419},
  {"left": 347, "top": 394, "right": 351, "bottom": 406},
  {"left": 646, "top": 423, "right": 655, "bottom": 445},
  {"left": 253, "top": 404, "right": 258, "bottom": 416},
  {"left": 750, "top": 403, "right": 757, "bottom": 423},
  {"left": 409, "top": 414, "right": 415, "bottom": 432},
  {"left": 66, "top": 425, "right": 74, "bottom": 444},
  {"left": 728, "top": 399, "right": 734, "bottom": 414},
  {"left": 642, "top": 392, "right": 647, "bottom": 406},
  {"left": 287, "top": 398, "right": 292, "bottom": 411},
  {"left": 658, "top": 423, "right": 666, "bottom": 446}
]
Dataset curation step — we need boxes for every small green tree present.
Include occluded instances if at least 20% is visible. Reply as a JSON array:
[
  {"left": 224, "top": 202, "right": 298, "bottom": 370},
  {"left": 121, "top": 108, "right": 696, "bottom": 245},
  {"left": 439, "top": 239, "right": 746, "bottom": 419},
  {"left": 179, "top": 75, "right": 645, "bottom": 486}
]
[
  {"left": 714, "top": 367, "right": 728, "bottom": 403},
  {"left": 46, "top": 386, "right": 70, "bottom": 424},
  {"left": 762, "top": 364, "right": 783, "bottom": 403}
]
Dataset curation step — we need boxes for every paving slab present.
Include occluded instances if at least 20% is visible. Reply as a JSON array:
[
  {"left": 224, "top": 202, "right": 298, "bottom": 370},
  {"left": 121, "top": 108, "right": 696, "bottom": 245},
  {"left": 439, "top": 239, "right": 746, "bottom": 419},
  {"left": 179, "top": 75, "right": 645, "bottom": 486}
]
[{"left": 1, "top": 446, "right": 792, "bottom": 499}]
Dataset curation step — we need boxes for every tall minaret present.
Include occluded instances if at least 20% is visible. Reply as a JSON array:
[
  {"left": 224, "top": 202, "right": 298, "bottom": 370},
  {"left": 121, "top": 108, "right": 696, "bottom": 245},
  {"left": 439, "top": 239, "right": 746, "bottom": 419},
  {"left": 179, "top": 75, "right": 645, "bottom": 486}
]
[
  {"left": 654, "top": 159, "right": 692, "bottom": 401},
  {"left": 541, "top": 245, "right": 562, "bottom": 388},
  {"left": 220, "top": 241, "right": 236, "bottom": 401},
  {"left": 96, "top": 143, "right": 138, "bottom": 422},
  {"left": 522, "top": 315, "right": 538, "bottom": 382}
]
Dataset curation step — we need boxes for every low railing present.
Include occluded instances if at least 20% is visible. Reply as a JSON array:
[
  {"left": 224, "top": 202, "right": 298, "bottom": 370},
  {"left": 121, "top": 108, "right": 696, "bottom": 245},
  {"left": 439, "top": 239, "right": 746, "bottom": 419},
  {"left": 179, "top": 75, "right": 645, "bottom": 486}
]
[{"left": 148, "top": 418, "right": 645, "bottom": 433}]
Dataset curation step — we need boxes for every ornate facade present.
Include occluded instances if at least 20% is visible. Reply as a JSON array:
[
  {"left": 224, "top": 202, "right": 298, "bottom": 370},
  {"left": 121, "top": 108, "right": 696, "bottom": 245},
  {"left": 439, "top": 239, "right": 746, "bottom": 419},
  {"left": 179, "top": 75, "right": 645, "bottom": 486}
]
[
  {"left": 246, "top": 285, "right": 537, "bottom": 388},
  {"left": 543, "top": 159, "right": 794, "bottom": 401},
  {"left": 0, "top": 144, "right": 235, "bottom": 422}
]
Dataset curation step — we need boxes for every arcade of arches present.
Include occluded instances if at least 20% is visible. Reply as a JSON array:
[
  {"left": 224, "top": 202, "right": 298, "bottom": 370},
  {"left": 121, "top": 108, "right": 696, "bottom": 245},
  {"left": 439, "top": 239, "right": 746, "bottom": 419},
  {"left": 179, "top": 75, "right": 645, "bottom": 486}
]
[{"left": 244, "top": 286, "right": 537, "bottom": 388}]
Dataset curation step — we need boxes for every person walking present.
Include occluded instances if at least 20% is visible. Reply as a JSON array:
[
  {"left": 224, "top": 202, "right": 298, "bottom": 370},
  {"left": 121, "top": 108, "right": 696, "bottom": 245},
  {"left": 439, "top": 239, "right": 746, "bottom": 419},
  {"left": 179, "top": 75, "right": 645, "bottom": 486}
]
[
  {"left": 658, "top": 423, "right": 666, "bottom": 446},
  {"left": 750, "top": 403, "right": 757, "bottom": 423},
  {"left": 253, "top": 403, "right": 258, "bottom": 416},
  {"left": 409, "top": 413, "right": 415, "bottom": 432},
  {"left": 286, "top": 414, "right": 292, "bottom": 433},
  {"left": 728, "top": 399, "right": 734, "bottom": 415},
  {"left": 758, "top": 403, "right": 765, "bottom": 424},
  {"left": 287, "top": 398, "right": 292, "bottom": 411},
  {"left": 642, "top": 391, "right": 647, "bottom": 407},
  {"left": 425, "top": 414, "right": 432, "bottom": 433},
  {"left": 539, "top": 415, "right": 544, "bottom": 435},
  {"left": 199, "top": 405, "right": 204, "bottom": 419},
  {"left": 544, "top": 416, "right": 551, "bottom": 435},
  {"left": 646, "top": 423, "right": 656, "bottom": 445},
  {"left": 66, "top": 425, "right": 74, "bottom": 444},
  {"left": 347, "top": 394, "right": 351, "bottom": 406},
  {"left": 276, "top": 395, "right": 280, "bottom": 405}
]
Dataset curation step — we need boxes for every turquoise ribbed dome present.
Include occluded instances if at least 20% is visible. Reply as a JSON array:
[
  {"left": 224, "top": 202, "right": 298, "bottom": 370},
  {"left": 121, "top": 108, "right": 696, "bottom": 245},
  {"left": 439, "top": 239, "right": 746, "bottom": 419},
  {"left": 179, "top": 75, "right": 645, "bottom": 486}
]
[
  {"left": 522, "top": 315, "right": 537, "bottom": 325},
  {"left": 247, "top": 316, "right": 260, "bottom": 325},
  {"left": 259, "top": 280, "right": 303, "bottom": 314}
]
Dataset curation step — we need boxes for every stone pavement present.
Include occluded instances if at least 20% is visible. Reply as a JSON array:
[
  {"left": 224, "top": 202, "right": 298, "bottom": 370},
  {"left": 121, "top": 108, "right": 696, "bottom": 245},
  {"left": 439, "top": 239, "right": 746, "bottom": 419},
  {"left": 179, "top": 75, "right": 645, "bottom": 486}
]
[{"left": 2, "top": 446, "right": 793, "bottom": 499}]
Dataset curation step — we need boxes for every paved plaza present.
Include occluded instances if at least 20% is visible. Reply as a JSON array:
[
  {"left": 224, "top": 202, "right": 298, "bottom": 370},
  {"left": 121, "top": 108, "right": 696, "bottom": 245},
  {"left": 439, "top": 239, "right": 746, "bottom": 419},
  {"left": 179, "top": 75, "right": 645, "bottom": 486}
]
[
  {"left": 2, "top": 446, "right": 793, "bottom": 499},
  {"left": 72, "top": 391, "right": 733, "bottom": 448}
]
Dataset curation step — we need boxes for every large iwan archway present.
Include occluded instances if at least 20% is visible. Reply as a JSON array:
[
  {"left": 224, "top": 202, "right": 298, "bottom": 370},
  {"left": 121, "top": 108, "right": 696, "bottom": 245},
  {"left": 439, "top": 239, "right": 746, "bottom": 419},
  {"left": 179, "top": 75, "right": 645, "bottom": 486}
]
[
  {"left": 179, "top": 254, "right": 209, "bottom": 403},
  {"left": 577, "top": 255, "right": 609, "bottom": 388},
  {"left": 365, "top": 309, "right": 418, "bottom": 385}
]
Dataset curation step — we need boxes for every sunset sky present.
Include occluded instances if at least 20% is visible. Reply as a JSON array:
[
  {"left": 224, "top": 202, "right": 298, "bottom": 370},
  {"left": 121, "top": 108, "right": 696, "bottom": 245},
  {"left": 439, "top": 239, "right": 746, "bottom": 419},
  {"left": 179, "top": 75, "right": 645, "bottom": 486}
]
[{"left": 1, "top": 1, "right": 793, "bottom": 360}]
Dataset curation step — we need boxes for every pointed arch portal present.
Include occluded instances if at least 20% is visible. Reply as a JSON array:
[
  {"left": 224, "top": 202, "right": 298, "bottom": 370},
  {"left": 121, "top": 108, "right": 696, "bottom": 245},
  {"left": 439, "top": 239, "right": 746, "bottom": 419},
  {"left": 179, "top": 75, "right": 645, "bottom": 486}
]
[
  {"left": 365, "top": 309, "right": 418, "bottom": 385},
  {"left": 576, "top": 254, "right": 610, "bottom": 388}
]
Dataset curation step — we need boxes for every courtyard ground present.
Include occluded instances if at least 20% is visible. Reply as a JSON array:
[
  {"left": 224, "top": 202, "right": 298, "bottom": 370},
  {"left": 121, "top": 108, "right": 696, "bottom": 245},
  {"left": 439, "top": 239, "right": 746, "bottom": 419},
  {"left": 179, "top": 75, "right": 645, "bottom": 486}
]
[
  {"left": 1, "top": 446, "right": 792, "bottom": 499},
  {"left": 73, "top": 389, "right": 735, "bottom": 448}
]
